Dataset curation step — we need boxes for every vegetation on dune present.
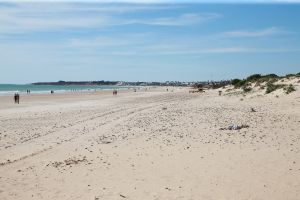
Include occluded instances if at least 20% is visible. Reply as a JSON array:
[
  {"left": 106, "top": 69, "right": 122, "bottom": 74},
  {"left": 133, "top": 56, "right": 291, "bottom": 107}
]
[
  {"left": 231, "top": 72, "right": 298, "bottom": 94},
  {"left": 242, "top": 86, "right": 252, "bottom": 93},
  {"left": 264, "top": 74, "right": 279, "bottom": 78},
  {"left": 286, "top": 74, "right": 296, "bottom": 78},
  {"left": 192, "top": 72, "right": 298, "bottom": 96},
  {"left": 265, "top": 82, "right": 285, "bottom": 94},
  {"left": 284, "top": 84, "right": 296, "bottom": 94},
  {"left": 284, "top": 72, "right": 300, "bottom": 78},
  {"left": 246, "top": 74, "right": 262, "bottom": 82},
  {"left": 258, "top": 74, "right": 279, "bottom": 83},
  {"left": 265, "top": 83, "right": 296, "bottom": 94},
  {"left": 231, "top": 79, "right": 247, "bottom": 88},
  {"left": 232, "top": 73, "right": 280, "bottom": 88}
]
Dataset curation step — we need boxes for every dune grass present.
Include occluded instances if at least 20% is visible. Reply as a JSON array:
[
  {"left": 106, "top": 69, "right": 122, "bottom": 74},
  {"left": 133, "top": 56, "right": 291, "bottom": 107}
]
[{"left": 231, "top": 72, "right": 298, "bottom": 94}]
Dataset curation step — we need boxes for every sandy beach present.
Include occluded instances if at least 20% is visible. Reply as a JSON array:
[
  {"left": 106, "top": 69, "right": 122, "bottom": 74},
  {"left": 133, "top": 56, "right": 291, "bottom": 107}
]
[{"left": 0, "top": 85, "right": 299, "bottom": 200}]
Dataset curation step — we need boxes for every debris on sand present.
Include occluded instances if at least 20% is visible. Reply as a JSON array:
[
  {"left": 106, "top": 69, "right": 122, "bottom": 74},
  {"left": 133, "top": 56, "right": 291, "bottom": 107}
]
[
  {"left": 220, "top": 124, "right": 249, "bottom": 130},
  {"left": 96, "top": 135, "right": 115, "bottom": 144},
  {"left": 47, "top": 156, "right": 88, "bottom": 168},
  {"left": 101, "top": 140, "right": 112, "bottom": 144}
]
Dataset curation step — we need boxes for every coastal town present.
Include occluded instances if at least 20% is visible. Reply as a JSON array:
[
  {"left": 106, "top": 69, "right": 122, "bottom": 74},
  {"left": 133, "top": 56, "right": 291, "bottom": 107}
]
[{"left": 32, "top": 80, "right": 231, "bottom": 87}]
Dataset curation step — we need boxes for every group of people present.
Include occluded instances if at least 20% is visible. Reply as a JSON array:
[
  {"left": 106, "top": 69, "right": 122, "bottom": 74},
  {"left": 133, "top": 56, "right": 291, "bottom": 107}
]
[
  {"left": 14, "top": 93, "right": 20, "bottom": 104},
  {"left": 14, "top": 89, "right": 30, "bottom": 104}
]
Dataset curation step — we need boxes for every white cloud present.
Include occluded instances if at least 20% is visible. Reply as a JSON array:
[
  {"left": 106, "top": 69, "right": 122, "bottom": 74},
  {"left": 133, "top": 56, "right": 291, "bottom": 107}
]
[
  {"left": 130, "top": 13, "right": 220, "bottom": 26},
  {"left": 222, "top": 27, "right": 284, "bottom": 38},
  {"left": 130, "top": 44, "right": 300, "bottom": 55},
  {"left": 0, "top": 3, "right": 218, "bottom": 34},
  {"left": 68, "top": 34, "right": 148, "bottom": 47}
]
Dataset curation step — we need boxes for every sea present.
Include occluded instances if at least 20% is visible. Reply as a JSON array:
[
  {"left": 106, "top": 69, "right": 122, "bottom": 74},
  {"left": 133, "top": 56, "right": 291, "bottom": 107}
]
[{"left": 0, "top": 84, "right": 130, "bottom": 96}]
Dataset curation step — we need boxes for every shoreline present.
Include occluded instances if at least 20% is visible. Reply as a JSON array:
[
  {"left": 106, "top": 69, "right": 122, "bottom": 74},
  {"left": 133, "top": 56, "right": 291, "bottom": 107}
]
[
  {"left": 0, "top": 85, "right": 143, "bottom": 97},
  {"left": 0, "top": 86, "right": 177, "bottom": 110},
  {"left": 0, "top": 88, "right": 132, "bottom": 110}
]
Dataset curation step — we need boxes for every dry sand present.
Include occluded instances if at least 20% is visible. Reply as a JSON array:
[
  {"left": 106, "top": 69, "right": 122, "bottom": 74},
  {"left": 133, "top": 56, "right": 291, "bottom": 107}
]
[{"left": 0, "top": 85, "right": 299, "bottom": 200}]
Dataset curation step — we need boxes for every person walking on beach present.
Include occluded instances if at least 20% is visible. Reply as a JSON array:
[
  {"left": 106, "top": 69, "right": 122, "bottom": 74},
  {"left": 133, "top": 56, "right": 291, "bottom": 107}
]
[
  {"left": 14, "top": 93, "right": 20, "bottom": 104},
  {"left": 16, "top": 93, "right": 20, "bottom": 104},
  {"left": 14, "top": 93, "right": 17, "bottom": 104}
]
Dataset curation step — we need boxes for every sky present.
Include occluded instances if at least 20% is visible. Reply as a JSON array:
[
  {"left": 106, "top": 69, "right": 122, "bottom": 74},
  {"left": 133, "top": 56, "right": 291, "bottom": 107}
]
[{"left": 0, "top": 0, "right": 300, "bottom": 83}]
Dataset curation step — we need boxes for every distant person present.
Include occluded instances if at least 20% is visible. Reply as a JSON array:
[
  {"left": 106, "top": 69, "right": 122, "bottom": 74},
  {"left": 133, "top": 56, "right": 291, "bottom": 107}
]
[
  {"left": 14, "top": 93, "right": 20, "bottom": 104},
  {"left": 51, "top": 90, "right": 54, "bottom": 94},
  {"left": 14, "top": 93, "right": 17, "bottom": 104}
]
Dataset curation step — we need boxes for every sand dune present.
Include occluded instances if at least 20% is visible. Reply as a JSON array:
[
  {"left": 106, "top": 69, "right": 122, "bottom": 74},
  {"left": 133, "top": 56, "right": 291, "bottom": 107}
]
[{"left": 0, "top": 86, "right": 299, "bottom": 200}]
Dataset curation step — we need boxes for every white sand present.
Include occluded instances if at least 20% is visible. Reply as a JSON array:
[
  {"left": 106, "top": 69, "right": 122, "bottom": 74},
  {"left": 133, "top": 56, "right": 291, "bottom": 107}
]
[{"left": 0, "top": 85, "right": 299, "bottom": 200}]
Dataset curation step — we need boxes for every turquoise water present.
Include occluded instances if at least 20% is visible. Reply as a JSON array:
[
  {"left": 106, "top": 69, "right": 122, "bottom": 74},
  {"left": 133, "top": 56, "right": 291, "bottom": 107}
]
[{"left": 0, "top": 84, "right": 128, "bottom": 96}]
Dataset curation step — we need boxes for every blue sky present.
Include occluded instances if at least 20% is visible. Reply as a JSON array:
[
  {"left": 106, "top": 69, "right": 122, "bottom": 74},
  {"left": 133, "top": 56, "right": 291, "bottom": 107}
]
[{"left": 0, "top": 1, "right": 300, "bottom": 83}]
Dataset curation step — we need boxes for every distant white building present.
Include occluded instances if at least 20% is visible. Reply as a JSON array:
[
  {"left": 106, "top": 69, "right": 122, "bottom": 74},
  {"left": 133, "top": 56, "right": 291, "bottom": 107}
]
[{"left": 116, "top": 81, "right": 125, "bottom": 86}]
